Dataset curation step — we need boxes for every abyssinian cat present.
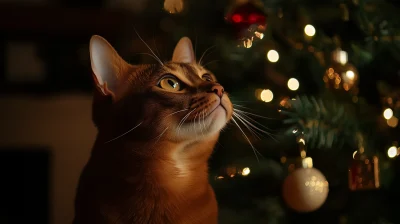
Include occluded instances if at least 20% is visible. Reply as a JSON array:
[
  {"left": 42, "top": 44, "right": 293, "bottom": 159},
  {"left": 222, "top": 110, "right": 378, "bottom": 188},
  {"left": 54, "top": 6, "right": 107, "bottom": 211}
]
[{"left": 73, "top": 35, "right": 233, "bottom": 224}]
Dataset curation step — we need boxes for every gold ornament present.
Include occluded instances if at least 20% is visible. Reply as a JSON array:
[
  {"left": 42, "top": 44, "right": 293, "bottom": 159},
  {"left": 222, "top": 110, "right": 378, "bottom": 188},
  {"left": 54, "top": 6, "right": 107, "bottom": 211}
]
[
  {"left": 282, "top": 157, "right": 329, "bottom": 213},
  {"left": 323, "top": 49, "right": 359, "bottom": 95},
  {"left": 163, "top": 0, "right": 184, "bottom": 14},
  {"left": 349, "top": 152, "right": 380, "bottom": 191}
]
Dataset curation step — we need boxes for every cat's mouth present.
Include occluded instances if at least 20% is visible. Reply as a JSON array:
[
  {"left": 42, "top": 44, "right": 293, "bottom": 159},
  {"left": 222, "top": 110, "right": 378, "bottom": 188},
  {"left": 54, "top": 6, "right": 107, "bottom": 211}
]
[
  {"left": 201, "top": 98, "right": 230, "bottom": 120},
  {"left": 204, "top": 100, "right": 226, "bottom": 118},
  {"left": 207, "top": 103, "right": 225, "bottom": 117}
]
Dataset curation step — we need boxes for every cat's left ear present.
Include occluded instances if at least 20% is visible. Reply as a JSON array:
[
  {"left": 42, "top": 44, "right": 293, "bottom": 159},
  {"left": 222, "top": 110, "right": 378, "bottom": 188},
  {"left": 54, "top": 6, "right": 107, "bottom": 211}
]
[{"left": 172, "top": 37, "right": 195, "bottom": 64}]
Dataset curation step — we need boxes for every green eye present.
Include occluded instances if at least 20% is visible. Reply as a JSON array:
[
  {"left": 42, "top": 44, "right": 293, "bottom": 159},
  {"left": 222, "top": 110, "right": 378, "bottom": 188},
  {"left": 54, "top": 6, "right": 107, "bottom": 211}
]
[{"left": 159, "top": 77, "right": 182, "bottom": 91}]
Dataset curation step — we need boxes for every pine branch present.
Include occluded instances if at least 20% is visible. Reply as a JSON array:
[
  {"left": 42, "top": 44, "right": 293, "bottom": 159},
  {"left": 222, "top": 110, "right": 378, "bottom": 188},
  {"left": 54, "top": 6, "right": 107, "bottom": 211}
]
[{"left": 281, "top": 95, "right": 359, "bottom": 149}]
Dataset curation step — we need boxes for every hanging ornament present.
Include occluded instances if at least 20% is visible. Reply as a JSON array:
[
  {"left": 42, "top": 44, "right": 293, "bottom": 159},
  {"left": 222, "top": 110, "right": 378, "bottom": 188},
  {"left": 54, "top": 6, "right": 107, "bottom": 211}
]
[
  {"left": 349, "top": 153, "right": 380, "bottom": 190},
  {"left": 348, "top": 134, "right": 380, "bottom": 190},
  {"left": 282, "top": 134, "right": 329, "bottom": 213},
  {"left": 225, "top": 1, "right": 267, "bottom": 48},
  {"left": 163, "top": 0, "right": 184, "bottom": 14},
  {"left": 323, "top": 48, "right": 359, "bottom": 95}
]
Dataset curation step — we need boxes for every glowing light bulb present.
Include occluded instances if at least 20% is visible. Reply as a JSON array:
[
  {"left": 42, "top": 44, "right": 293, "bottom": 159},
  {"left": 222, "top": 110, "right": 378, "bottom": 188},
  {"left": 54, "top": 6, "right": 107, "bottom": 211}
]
[
  {"left": 387, "top": 146, "right": 398, "bottom": 158},
  {"left": 267, "top": 50, "right": 279, "bottom": 63},
  {"left": 243, "top": 38, "right": 253, "bottom": 48},
  {"left": 287, "top": 78, "right": 299, "bottom": 91},
  {"left": 260, "top": 89, "right": 273, "bottom": 102},
  {"left": 254, "top": 31, "right": 264, "bottom": 39},
  {"left": 241, "top": 167, "right": 250, "bottom": 176},
  {"left": 304, "top": 24, "right": 316, "bottom": 37},
  {"left": 346, "top": 70, "right": 355, "bottom": 80},
  {"left": 352, "top": 151, "right": 357, "bottom": 159},
  {"left": 383, "top": 108, "right": 393, "bottom": 120}
]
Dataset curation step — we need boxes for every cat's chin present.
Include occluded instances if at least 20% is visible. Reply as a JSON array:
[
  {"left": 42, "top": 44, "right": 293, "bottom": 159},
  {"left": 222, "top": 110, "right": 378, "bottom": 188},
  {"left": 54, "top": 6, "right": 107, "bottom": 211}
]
[{"left": 174, "top": 105, "right": 228, "bottom": 141}]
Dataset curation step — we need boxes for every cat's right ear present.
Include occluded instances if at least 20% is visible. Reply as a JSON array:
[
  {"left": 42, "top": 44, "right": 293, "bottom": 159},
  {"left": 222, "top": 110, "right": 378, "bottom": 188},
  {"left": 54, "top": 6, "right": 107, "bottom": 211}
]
[{"left": 89, "top": 35, "right": 129, "bottom": 98}]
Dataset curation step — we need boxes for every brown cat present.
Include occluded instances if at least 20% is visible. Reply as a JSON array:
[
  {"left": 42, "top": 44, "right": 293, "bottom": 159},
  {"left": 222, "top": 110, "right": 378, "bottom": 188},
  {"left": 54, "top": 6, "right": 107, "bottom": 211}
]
[{"left": 73, "top": 35, "right": 233, "bottom": 224}]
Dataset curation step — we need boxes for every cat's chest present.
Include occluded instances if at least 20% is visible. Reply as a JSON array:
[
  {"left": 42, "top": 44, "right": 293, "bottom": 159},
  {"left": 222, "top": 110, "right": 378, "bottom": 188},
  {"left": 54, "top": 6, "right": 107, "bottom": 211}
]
[{"left": 106, "top": 187, "right": 218, "bottom": 224}]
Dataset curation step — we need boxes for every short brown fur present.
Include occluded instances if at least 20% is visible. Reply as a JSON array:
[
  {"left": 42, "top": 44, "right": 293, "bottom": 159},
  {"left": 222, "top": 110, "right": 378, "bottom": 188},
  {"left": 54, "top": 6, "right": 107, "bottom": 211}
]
[{"left": 74, "top": 36, "right": 232, "bottom": 224}]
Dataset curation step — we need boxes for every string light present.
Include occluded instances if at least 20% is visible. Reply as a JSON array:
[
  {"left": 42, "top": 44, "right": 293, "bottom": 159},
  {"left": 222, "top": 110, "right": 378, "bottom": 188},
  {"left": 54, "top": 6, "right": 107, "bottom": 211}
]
[
  {"left": 287, "top": 78, "right": 300, "bottom": 91},
  {"left": 333, "top": 49, "right": 348, "bottom": 65},
  {"left": 243, "top": 38, "right": 253, "bottom": 48},
  {"left": 267, "top": 50, "right": 279, "bottom": 63},
  {"left": 260, "top": 89, "right": 273, "bottom": 102},
  {"left": 352, "top": 151, "right": 357, "bottom": 159},
  {"left": 383, "top": 108, "right": 393, "bottom": 120},
  {"left": 241, "top": 167, "right": 250, "bottom": 176},
  {"left": 304, "top": 24, "right": 316, "bottom": 37},
  {"left": 345, "top": 70, "right": 355, "bottom": 80},
  {"left": 254, "top": 31, "right": 264, "bottom": 39},
  {"left": 387, "top": 146, "right": 398, "bottom": 158}
]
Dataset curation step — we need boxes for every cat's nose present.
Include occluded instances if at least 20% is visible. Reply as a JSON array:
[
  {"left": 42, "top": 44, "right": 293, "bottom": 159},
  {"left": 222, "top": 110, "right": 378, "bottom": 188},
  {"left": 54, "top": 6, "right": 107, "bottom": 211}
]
[{"left": 211, "top": 85, "right": 224, "bottom": 98}]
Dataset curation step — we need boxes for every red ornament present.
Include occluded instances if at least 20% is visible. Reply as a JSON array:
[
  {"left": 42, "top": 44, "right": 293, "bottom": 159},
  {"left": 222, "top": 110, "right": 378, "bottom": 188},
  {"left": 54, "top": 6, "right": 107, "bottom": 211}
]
[
  {"left": 225, "top": 2, "right": 267, "bottom": 47},
  {"left": 348, "top": 153, "right": 380, "bottom": 191}
]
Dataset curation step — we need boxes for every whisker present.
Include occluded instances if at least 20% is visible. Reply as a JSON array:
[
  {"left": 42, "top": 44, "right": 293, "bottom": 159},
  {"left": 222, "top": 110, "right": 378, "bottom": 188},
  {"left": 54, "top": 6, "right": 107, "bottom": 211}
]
[
  {"left": 233, "top": 112, "right": 262, "bottom": 140},
  {"left": 153, "top": 127, "right": 169, "bottom": 144},
  {"left": 104, "top": 121, "right": 143, "bottom": 144},
  {"left": 150, "top": 127, "right": 169, "bottom": 156},
  {"left": 199, "top": 45, "right": 216, "bottom": 65},
  {"left": 177, "top": 108, "right": 196, "bottom": 134},
  {"left": 134, "top": 28, "right": 164, "bottom": 66},
  {"left": 233, "top": 108, "right": 275, "bottom": 120},
  {"left": 165, "top": 108, "right": 189, "bottom": 118},
  {"left": 230, "top": 100, "right": 253, "bottom": 103},
  {"left": 233, "top": 112, "right": 279, "bottom": 142},
  {"left": 201, "top": 109, "right": 207, "bottom": 131},
  {"left": 152, "top": 34, "right": 162, "bottom": 61},
  {"left": 234, "top": 109, "right": 275, "bottom": 131},
  {"left": 232, "top": 104, "right": 252, "bottom": 110},
  {"left": 198, "top": 109, "right": 206, "bottom": 137},
  {"left": 231, "top": 117, "right": 263, "bottom": 162},
  {"left": 135, "top": 53, "right": 164, "bottom": 65}
]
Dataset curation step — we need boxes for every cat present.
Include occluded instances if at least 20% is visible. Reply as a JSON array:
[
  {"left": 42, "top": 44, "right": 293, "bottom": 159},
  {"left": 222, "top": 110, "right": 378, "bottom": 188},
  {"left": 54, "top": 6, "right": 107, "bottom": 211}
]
[{"left": 73, "top": 35, "right": 233, "bottom": 224}]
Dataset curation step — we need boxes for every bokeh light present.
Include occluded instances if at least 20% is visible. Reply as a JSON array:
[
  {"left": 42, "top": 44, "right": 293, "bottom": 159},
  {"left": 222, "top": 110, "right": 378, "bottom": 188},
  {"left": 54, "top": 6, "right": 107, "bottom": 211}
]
[
  {"left": 241, "top": 167, "right": 250, "bottom": 176},
  {"left": 383, "top": 108, "right": 393, "bottom": 120},
  {"left": 267, "top": 50, "right": 279, "bottom": 63},
  {"left": 304, "top": 24, "right": 316, "bottom": 37},
  {"left": 260, "top": 89, "right": 273, "bottom": 102},
  {"left": 287, "top": 78, "right": 300, "bottom": 91},
  {"left": 387, "top": 116, "right": 398, "bottom": 128},
  {"left": 387, "top": 146, "right": 398, "bottom": 158}
]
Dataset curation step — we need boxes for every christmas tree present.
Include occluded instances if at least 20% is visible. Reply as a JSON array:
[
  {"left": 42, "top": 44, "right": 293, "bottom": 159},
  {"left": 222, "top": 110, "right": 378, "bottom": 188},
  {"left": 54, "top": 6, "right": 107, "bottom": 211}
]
[{"left": 132, "top": 0, "right": 400, "bottom": 223}]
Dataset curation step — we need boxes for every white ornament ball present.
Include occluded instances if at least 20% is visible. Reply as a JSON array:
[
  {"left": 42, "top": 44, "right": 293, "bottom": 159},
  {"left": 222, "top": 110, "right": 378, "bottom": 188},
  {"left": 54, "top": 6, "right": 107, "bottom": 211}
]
[{"left": 282, "top": 167, "right": 329, "bottom": 212}]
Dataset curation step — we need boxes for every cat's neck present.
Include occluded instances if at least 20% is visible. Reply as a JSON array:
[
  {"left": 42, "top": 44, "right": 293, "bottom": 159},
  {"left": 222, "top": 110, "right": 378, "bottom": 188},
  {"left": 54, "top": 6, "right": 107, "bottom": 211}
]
[{"left": 91, "top": 133, "right": 218, "bottom": 193}]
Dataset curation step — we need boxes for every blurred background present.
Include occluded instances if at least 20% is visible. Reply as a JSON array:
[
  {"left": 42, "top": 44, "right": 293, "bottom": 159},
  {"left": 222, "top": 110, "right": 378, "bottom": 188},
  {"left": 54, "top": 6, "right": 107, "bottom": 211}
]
[{"left": 1, "top": 0, "right": 400, "bottom": 223}]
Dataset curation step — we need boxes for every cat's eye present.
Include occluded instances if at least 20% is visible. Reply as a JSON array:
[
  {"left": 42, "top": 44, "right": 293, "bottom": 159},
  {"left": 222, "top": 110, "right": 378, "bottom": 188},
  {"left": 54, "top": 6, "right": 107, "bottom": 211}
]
[
  {"left": 202, "top": 74, "right": 213, "bottom": 82},
  {"left": 158, "top": 76, "right": 182, "bottom": 91}
]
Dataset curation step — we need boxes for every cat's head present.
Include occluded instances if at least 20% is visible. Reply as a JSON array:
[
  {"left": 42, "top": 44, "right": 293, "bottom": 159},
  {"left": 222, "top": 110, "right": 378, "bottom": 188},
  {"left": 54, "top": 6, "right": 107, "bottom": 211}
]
[{"left": 89, "top": 35, "right": 232, "bottom": 144}]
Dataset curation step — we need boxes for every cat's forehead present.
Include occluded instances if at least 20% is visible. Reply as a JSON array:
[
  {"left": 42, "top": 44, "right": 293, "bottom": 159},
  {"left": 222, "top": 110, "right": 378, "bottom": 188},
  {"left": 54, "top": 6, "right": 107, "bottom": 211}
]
[{"left": 161, "top": 62, "right": 215, "bottom": 84}]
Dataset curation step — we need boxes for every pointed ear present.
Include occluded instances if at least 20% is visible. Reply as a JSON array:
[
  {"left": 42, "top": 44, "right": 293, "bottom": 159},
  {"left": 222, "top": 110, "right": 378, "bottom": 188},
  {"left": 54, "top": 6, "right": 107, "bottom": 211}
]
[
  {"left": 89, "top": 35, "right": 129, "bottom": 96},
  {"left": 172, "top": 37, "right": 195, "bottom": 64}
]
